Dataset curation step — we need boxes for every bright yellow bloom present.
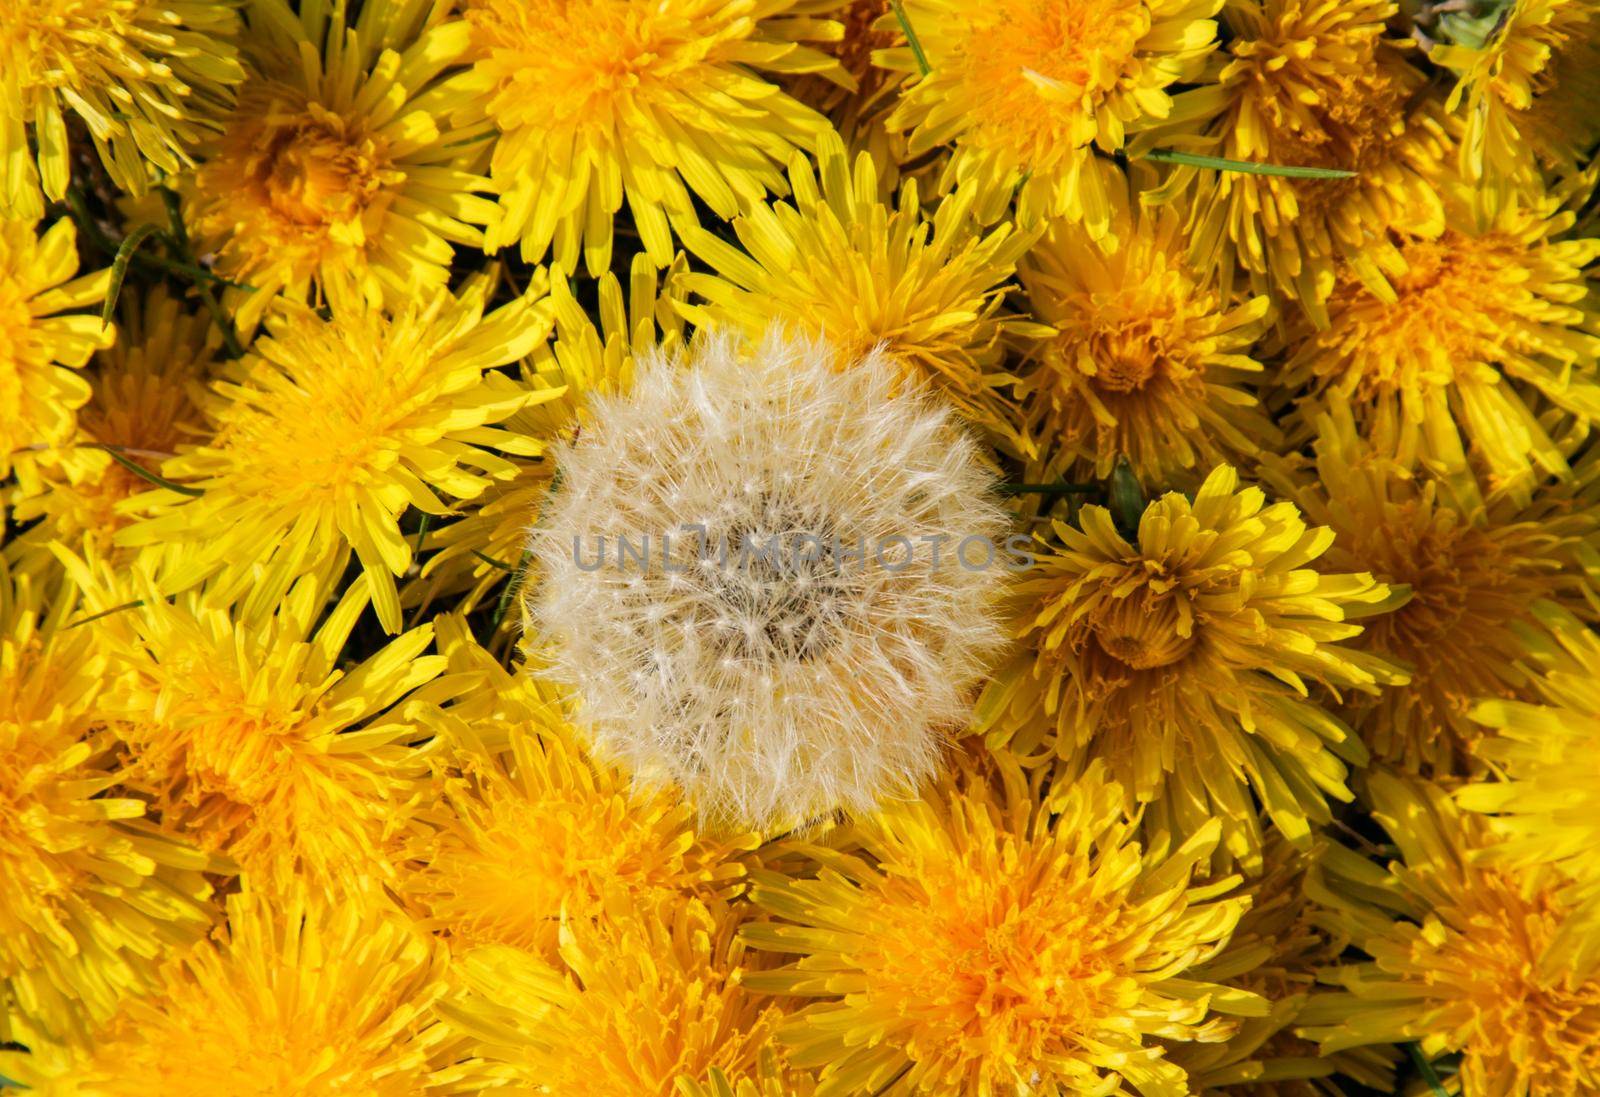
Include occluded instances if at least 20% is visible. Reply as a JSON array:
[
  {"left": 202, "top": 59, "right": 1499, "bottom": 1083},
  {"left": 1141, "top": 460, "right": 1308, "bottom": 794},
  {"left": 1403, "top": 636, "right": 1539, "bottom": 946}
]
[
  {"left": 65, "top": 559, "right": 469, "bottom": 891},
  {"left": 1434, "top": 0, "right": 1600, "bottom": 188},
  {"left": 116, "top": 283, "right": 558, "bottom": 632},
  {"left": 10, "top": 288, "right": 213, "bottom": 554},
  {"left": 0, "top": 0, "right": 244, "bottom": 218},
  {"left": 397, "top": 616, "right": 757, "bottom": 958},
  {"left": 19, "top": 886, "right": 453, "bottom": 1095},
  {"left": 742, "top": 762, "right": 1266, "bottom": 1096},
  {"left": 1148, "top": 0, "right": 1453, "bottom": 319},
  {"left": 0, "top": 218, "right": 113, "bottom": 479},
  {"left": 1260, "top": 402, "right": 1600, "bottom": 775},
  {"left": 883, "top": 0, "right": 1222, "bottom": 237},
  {"left": 1300, "top": 771, "right": 1600, "bottom": 1097},
  {"left": 678, "top": 131, "right": 1039, "bottom": 454},
  {"left": 190, "top": 0, "right": 497, "bottom": 327},
  {"left": 413, "top": 257, "right": 687, "bottom": 615},
  {"left": 976, "top": 466, "right": 1401, "bottom": 868},
  {"left": 0, "top": 563, "right": 215, "bottom": 1056},
  {"left": 462, "top": 0, "right": 846, "bottom": 275},
  {"left": 1463, "top": 603, "right": 1600, "bottom": 900},
  {"left": 1280, "top": 183, "right": 1600, "bottom": 502},
  {"left": 442, "top": 898, "right": 786, "bottom": 1096},
  {"left": 1014, "top": 175, "right": 1276, "bottom": 484}
]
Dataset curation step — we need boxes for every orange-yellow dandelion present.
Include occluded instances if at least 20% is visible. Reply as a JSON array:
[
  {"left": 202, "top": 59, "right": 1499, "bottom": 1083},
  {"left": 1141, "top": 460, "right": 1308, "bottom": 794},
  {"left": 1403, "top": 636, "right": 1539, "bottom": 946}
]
[
  {"left": 742, "top": 762, "right": 1266, "bottom": 1095},
  {"left": 115, "top": 283, "right": 559, "bottom": 632},
  {"left": 883, "top": 0, "right": 1224, "bottom": 237},
  {"left": 1014, "top": 174, "right": 1276, "bottom": 484},
  {"left": 1300, "top": 771, "right": 1600, "bottom": 1096},
  {"left": 462, "top": 0, "right": 847, "bottom": 274},
  {"left": 0, "top": 0, "right": 244, "bottom": 218},
  {"left": 0, "top": 218, "right": 112, "bottom": 480},
  {"left": 976, "top": 465, "right": 1402, "bottom": 868},
  {"left": 189, "top": 0, "right": 498, "bottom": 326}
]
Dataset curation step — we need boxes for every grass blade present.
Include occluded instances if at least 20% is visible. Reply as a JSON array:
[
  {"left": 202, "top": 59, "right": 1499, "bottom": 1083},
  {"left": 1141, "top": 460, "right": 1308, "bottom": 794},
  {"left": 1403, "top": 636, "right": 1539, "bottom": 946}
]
[
  {"left": 97, "top": 444, "right": 204, "bottom": 497},
  {"left": 891, "top": 0, "right": 931, "bottom": 76},
  {"left": 1143, "top": 149, "right": 1356, "bottom": 179},
  {"left": 1406, "top": 1043, "right": 1452, "bottom": 1097},
  {"left": 101, "top": 223, "right": 162, "bottom": 330},
  {"left": 65, "top": 600, "right": 146, "bottom": 630}
]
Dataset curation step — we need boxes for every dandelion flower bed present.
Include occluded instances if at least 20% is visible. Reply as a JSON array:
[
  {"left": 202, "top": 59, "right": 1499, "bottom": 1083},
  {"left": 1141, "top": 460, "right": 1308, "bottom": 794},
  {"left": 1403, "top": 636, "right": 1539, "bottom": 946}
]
[{"left": 2, "top": 0, "right": 1599, "bottom": 1093}]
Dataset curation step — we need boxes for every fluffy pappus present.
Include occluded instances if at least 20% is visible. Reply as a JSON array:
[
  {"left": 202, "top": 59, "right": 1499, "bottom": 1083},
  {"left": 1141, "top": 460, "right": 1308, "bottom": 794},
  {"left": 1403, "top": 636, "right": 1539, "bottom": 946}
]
[{"left": 528, "top": 330, "right": 1011, "bottom": 829}]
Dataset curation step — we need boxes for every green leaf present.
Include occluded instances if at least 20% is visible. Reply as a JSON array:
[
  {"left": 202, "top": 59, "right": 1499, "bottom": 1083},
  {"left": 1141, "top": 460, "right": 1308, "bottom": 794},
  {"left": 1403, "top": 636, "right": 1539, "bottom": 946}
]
[
  {"left": 891, "top": 0, "right": 931, "bottom": 77},
  {"left": 101, "top": 223, "right": 162, "bottom": 330},
  {"left": 97, "top": 444, "right": 204, "bottom": 497},
  {"left": 1143, "top": 149, "right": 1356, "bottom": 179}
]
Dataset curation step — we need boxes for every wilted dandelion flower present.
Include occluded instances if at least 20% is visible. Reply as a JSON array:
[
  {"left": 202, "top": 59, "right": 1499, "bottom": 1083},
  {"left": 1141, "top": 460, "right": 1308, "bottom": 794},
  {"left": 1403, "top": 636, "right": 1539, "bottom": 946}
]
[
  {"left": 0, "top": 218, "right": 113, "bottom": 480},
  {"left": 189, "top": 0, "right": 498, "bottom": 327},
  {"left": 678, "top": 132, "right": 1039, "bottom": 455},
  {"left": 32, "top": 886, "right": 453, "bottom": 1096},
  {"left": 1259, "top": 403, "right": 1600, "bottom": 775},
  {"left": 1280, "top": 183, "right": 1600, "bottom": 501},
  {"left": 530, "top": 331, "right": 1009, "bottom": 829},
  {"left": 1149, "top": 0, "right": 1453, "bottom": 318},
  {"left": 398, "top": 634, "right": 757, "bottom": 958},
  {"left": 1300, "top": 771, "right": 1600, "bottom": 1096},
  {"left": 1433, "top": 0, "right": 1600, "bottom": 186},
  {"left": 1014, "top": 176, "right": 1276, "bottom": 484},
  {"left": 117, "top": 283, "right": 558, "bottom": 632},
  {"left": 10, "top": 288, "right": 213, "bottom": 553},
  {"left": 72, "top": 564, "right": 469, "bottom": 890},
  {"left": 977, "top": 465, "right": 1401, "bottom": 867},
  {"left": 462, "top": 0, "right": 846, "bottom": 275},
  {"left": 882, "top": 0, "right": 1222, "bottom": 237},
  {"left": 1462, "top": 603, "right": 1600, "bottom": 898},
  {"left": 442, "top": 898, "right": 786, "bottom": 1096},
  {"left": 742, "top": 762, "right": 1266, "bottom": 1095},
  {"left": 0, "top": 564, "right": 215, "bottom": 1055},
  {"left": 1169, "top": 835, "right": 1399, "bottom": 1096},
  {"left": 0, "top": 0, "right": 244, "bottom": 218}
]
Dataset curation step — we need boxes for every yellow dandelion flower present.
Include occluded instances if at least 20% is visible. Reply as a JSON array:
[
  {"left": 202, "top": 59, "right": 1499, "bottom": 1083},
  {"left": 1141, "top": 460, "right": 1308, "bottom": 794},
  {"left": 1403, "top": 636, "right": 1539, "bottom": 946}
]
[
  {"left": 1434, "top": 0, "right": 1600, "bottom": 186},
  {"left": 786, "top": 0, "right": 903, "bottom": 169},
  {"left": 442, "top": 898, "right": 786, "bottom": 1096},
  {"left": 1299, "top": 770, "right": 1600, "bottom": 1096},
  {"left": 741, "top": 761, "right": 1266, "bottom": 1096},
  {"left": 413, "top": 257, "right": 687, "bottom": 613},
  {"left": 0, "top": 563, "right": 215, "bottom": 1055},
  {"left": 1462, "top": 603, "right": 1600, "bottom": 898},
  {"left": 189, "top": 0, "right": 498, "bottom": 327},
  {"left": 397, "top": 621, "right": 757, "bottom": 958},
  {"left": 1148, "top": 0, "right": 1453, "bottom": 317},
  {"left": 1259, "top": 402, "right": 1600, "bottom": 775},
  {"left": 67, "top": 560, "right": 468, "bottom": 891},
  {"left": 882, "top": 0, "right": 1223, "bottom": 237},
  {"left": 1280, "top": 182, "right": 1600, "bottom": 501},
  {"left": 0, "top": 0, "right": 244, "bottom": 219},
  {"left": 1169, "top": 835, "right": 1398, "bottom": 1095},
  {"left": 1014, "top": 174, "right": 1276, "bottom": 484},
  {"left": 10, "top": 288, "right": 213, "bottom": 553},
  {"left": 976, "top": 465, "right": 1401, "bottom": 867},
  {"left": 0, "top": 218, "right": 113, "bottom": 479},
  {"left": 677, "top": 131, "right": 1040, "bottom": 454},
  {"left": 116, "top": 283, "right": 558, "bottom": 633},
  {"left": 462, "top": 0, "right": 846, "bottom": 275},
  {"left": 21, "top": 886, "right": 452, "bottom": 1095}
]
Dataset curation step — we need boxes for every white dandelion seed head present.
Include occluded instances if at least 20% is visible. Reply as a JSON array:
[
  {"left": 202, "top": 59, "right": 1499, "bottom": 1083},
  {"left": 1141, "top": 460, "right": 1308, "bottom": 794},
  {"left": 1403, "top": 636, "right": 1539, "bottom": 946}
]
[{"left": 528, "top": 329, "right": 1010, "bottom": 829}]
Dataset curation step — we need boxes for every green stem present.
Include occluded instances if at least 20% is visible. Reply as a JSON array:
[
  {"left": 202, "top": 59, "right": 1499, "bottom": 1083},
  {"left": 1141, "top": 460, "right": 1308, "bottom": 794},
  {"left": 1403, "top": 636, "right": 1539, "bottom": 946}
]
[
  {"left": 1406, "top": 1042, "right": 1452, "bottom": 1097},
  {"left": 890, "top": 0, "right": 931, "bottom": 76}
]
